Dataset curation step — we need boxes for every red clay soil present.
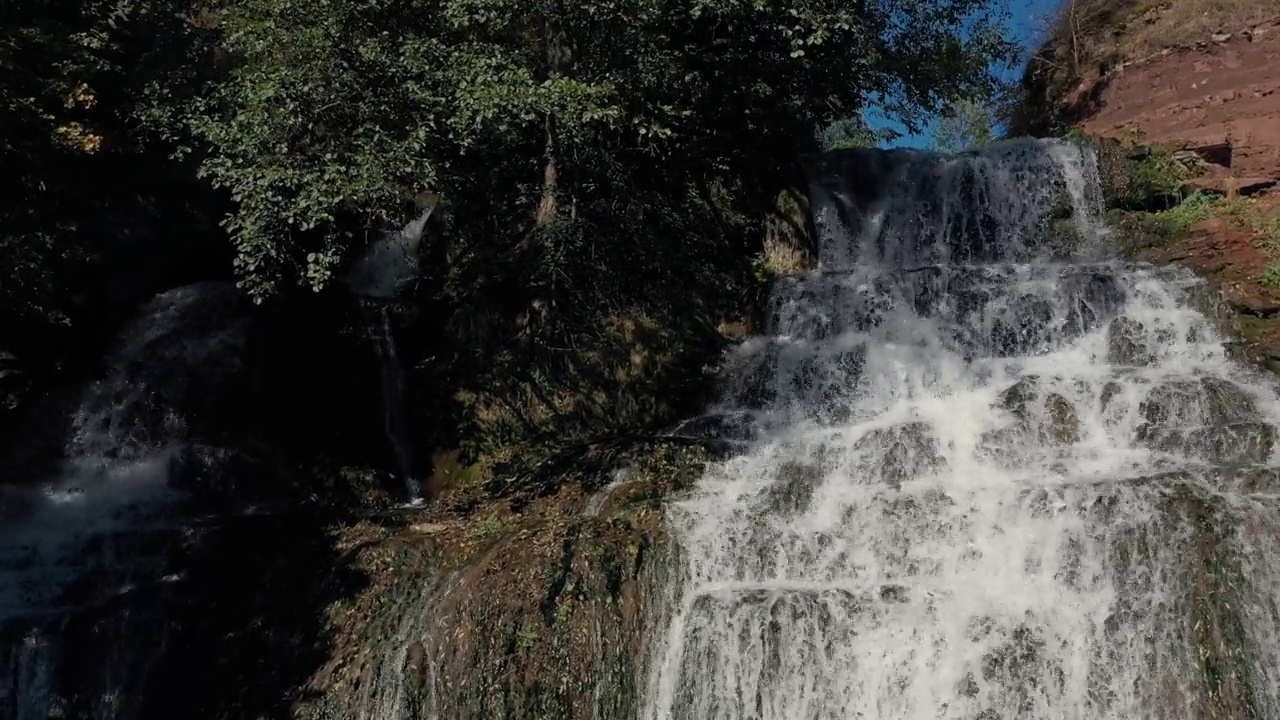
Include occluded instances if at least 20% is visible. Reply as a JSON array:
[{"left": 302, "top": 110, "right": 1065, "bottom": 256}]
[
  {"left": 1081, "top": 19, "right": 1280, "bottom": 184},
  {"left": 1143, "top": 214, "right": 1279, "bottom": 314},
  {"left": 1072, "top": 12, "right": 1280, "bottom": 363}
]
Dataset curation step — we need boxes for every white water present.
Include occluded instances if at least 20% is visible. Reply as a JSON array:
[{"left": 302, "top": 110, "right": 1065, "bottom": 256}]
[
  {"left": 644, "top": 139, "right": 1280, "bottom": 719},
  {"left": 347, "top": 212, "right": 429, "bottom": 502},
  {"left": 370, "top": 304, "right": 420, "bottom": 501}
]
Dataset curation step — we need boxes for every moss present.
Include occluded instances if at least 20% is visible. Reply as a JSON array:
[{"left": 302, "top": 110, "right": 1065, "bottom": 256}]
[
  {"left": 294, "top": 435, "right": 700, "bottom": 720},
  {"left": 760, "top": 184, "right": 818, "bottom": 278},
  {"left": 1171, "top": 489, "right": 1263, "bottom": 719},
  {"left": 1085, "top": 135, "right": 1197, "bottom": 212},
  {"left": 1108, "top": 192, "right": 1224, "bottom": 255},
  {"left": 1108, "top": 210, "right": 1186, "bottom": 253}
]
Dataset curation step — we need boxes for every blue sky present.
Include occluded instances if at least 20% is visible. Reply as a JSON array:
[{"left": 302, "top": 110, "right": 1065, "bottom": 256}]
[{"left": 869, "top": 0, "right": 1063, "bottom": 148}]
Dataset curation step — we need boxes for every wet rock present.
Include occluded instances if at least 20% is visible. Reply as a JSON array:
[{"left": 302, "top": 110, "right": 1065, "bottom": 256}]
[
  {"left": 0, "top": 351, "right": 25, "bottom": 412},
  {"left": 1044, "top": 393, "right": 1082, "bottom": 445},
  {"left": 990, "top": 295, "right": 1055, "bottom": 355},
  {"left": 765, "top": 461, "right": 824, "bottom": 514},
  {"left": 853, "top": 421, "right": 946, "bottom": 488},
  {"left": 957, "top": 672, "right": 981, "bottom": 698},
  {"left": 729, "top": 344, "right": 779, "bottom": 409},
  {"left": 1139, "top": 382, "right": 1197, "bottom": 428},
  {"left": 1189, "top": 423, "right": 1276, "bottom": 465},
  {"left": 1224, "top": 466, "right": 1280, "bottom": 494},
  {"left": 997, "top": 376, "right": 1040, "bottom": 420},
  {"left": 879, "top": 584, "right": 909, "bottom": 603},
  {"left": 1200, "top": 377, "right": 1260, "bottom": 424},
  {"left": 666, "top": 412, "right": 756, "bottom": 445},
  {"left": 165, "top": 444, "right": 284, "bottom": 509},
  {"left": 1106, "top": 317, "right": 1155, "bottom": 366},
  {"left": 990, "top": 378, "right": 1081, "bottom": 446},
  {"left": 979, "top": 624, "right": 1064, "bottom": 714},
  {"left": 1025, "top": 486, "right": 1070, "bottom": 518},
  {"left": 1137, "top": 378, "right": 1275, "bottom": 463},
  {"left": 1100, "top": 381, "right": 1124, "bottom": 414},
  {"left": 1139, "top": 377, "right": 1259, "bottom": 431}
]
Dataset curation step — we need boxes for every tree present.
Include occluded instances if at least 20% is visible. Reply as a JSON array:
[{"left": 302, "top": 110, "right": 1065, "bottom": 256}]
[
  {"left": 169, "top": 0, "right": 1020, "bottom": 480},
  {"left": 0, "top": 0, "right": 220, "bottom": 385},
  {"left": 184, "top": 0, "right": 1020, "bottom": 300},
  {"left": 822, "top": 115, "right": 888, "bottom": 151},
  {"left": 933, "top": 98, "right": 997, "bottom": 153}
]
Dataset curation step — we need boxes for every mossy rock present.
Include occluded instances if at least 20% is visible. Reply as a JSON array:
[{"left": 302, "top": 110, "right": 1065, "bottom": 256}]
[
  {"left": 1108, "top": 209, "right": 1189, "bottom": 254},
  {"left": 1077, "top": 135, "right": 1197, "bottom": 212}
]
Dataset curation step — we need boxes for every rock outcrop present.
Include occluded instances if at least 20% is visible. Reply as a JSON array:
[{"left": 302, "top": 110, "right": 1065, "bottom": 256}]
[
  {"left": 1018, "top": 2, "right": 1280, "bottom": 380},
  {"left": 1080, "top": 20, "right": 1280, "bottom": 189}
]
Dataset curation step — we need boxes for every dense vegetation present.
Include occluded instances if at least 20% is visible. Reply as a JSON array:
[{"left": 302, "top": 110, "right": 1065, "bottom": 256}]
[{"left": 2, "top": 0, "right": 1019, "bottom": 496}]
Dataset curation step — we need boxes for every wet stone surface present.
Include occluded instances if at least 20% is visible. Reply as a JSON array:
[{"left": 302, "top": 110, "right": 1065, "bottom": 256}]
[{"left": 1107, "top": 317, "right": 1156, "bottom": 366}]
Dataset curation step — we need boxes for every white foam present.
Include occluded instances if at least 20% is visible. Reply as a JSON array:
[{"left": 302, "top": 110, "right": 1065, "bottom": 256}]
[{"left": 645, "top": 140, "right": 1280, "bottom": 719}]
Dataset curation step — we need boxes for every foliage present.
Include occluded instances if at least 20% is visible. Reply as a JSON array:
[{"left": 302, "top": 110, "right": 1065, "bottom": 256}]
[
  {"left": 1162, "top": 192, "right": 1217, "bottom": 233},
  {"left": 933, "top": 98, "right": 996, "bottom": 153},
  {"left": 822, "top": 115, "right": 888, "bottom": 151},
  {"left": 186, "top": 0, "right": 1019, "bottom": 300},
  {"left": 0, "top": 0, "right": 222, "bottom": 390},
  {"left": 170, "top": 0, "right": 1020, "bottom": 483},
  {"left": 1084, "top": 134, "right": 1197, "bottom": 212},
  {"left": 2, "top": 0, "right": 1023, "bottom": 493},
  {"left": 1111, "top": 188, "right": 1263, "bottom": 255},
  {"left": 1260, "top": 262, "right": 1280, "bottom": 290},
  {"left": 1250, "top": 210, "right": 1280, "bottom": 288}
]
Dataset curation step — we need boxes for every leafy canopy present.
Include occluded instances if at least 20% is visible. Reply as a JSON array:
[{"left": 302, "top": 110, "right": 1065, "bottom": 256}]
[
  {"left": 187, "top": 0, "right": 1019, "bottom": 299},
  {"left": 0, "top": 0, "right": 215, "bottom": 357},
  {"left": 932, "top": 97, "right": 997, "bottom": 154}
]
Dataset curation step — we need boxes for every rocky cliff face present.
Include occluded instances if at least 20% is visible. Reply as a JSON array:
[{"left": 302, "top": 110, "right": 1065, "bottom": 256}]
[
  {"left": 289, "top": 443, "right": 708, "bottom": 720},
  {"left": 1017, "top": 2, "right": 1280, "bottom": 189},
  {"left": 1079, "top": 19, "right": 1280, "bottom": 192},
  {"left": 1017, "top": 2, "right": 1280, "bottom": 378}
]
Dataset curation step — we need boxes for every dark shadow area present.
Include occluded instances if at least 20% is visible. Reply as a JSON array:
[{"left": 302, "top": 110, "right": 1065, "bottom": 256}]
[
  {"left": 136, "top": 509, "right": 368, "bottom": 720},
  {"left": 411, "top": 164, "right": 773, "bottom": 501},
  {"left": 1, "top": 500, "right": 372, "bottom": 720}
]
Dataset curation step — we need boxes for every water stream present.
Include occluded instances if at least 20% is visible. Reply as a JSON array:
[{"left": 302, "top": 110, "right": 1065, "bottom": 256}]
[
  {"left": 369, "top": 303, "right": 419, "bottom": 501},
  {"left": 0, "top": 283, "right": 251, "bottom": 720},
  {"left": 643, "top": 139, "right": 1280, "bottom": 719},
  {"left": 346, "top": 210, "right": 431, "bottom": 502}
]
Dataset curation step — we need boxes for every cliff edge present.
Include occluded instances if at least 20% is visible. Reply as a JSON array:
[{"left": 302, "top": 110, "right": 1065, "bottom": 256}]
[
  {"left": 1016, "top": 0, "right": 1280, "bottom": 187},
  {"left": 1016, "top": 0, "right": 1280, "bottom": 373}
]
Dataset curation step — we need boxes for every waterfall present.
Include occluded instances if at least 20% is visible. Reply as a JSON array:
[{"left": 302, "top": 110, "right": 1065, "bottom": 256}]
[
  {"left": 0, "top": 283, "right": 252, "bottom": 720},
  {"left": 643, "top": 139, "right": 1280, "bottom": 719},
  {"left": 369, "top": 303, "right": 420, "bottom": 501},
  {"left": 346, "top": 210, "right": 431, "bottom": 503}
]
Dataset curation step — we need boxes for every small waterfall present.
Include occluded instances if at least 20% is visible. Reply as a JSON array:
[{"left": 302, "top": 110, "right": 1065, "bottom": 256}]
[
  {"left": 0, "top": 282, "right": 252, "bottom": 720},
  {"left": 346, "top": 210, "right": 432, "bottom": 502},
  {"left": 368, "top": 303, "right": 419, "bottom": 501},
  {"left": 644, "top": 138, "right": 1280, "bottom": 719}
]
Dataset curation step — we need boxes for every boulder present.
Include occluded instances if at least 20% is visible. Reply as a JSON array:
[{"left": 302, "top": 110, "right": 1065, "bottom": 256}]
[
  {"left": 1189, "top": 423, "right": 1276, "bottom": 465},
  {"left": 1106, "top": 317, "right": 1156, "bottom": 366},
  {"left": 1044, "top": 393, "right": 1082, "bottom": 445},
  {"left": 853, "top": 421, "right": 946, "bottom": 489}
]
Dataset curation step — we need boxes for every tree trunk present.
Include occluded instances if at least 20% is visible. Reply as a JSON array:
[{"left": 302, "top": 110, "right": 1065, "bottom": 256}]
[
  {"left": 534, "top": 9, "right": 571, "bottom": 228},
  {"left": 535, "top": 115, "right": 559, "bottom": 227}
]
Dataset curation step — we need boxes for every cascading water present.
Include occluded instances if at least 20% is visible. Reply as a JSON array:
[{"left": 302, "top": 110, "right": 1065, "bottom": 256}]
[
  {"left": 369, "top": 303, "right": 419, "bottom": 500},
  {"left": 644, "top": 139, "right": 1280, "bottom": 719},
  {"left": 346, "top": 210, "right": 432, "bottom": 502},
  {"left": 0, "top": 283, "right": 253, "bottom": 720}
]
